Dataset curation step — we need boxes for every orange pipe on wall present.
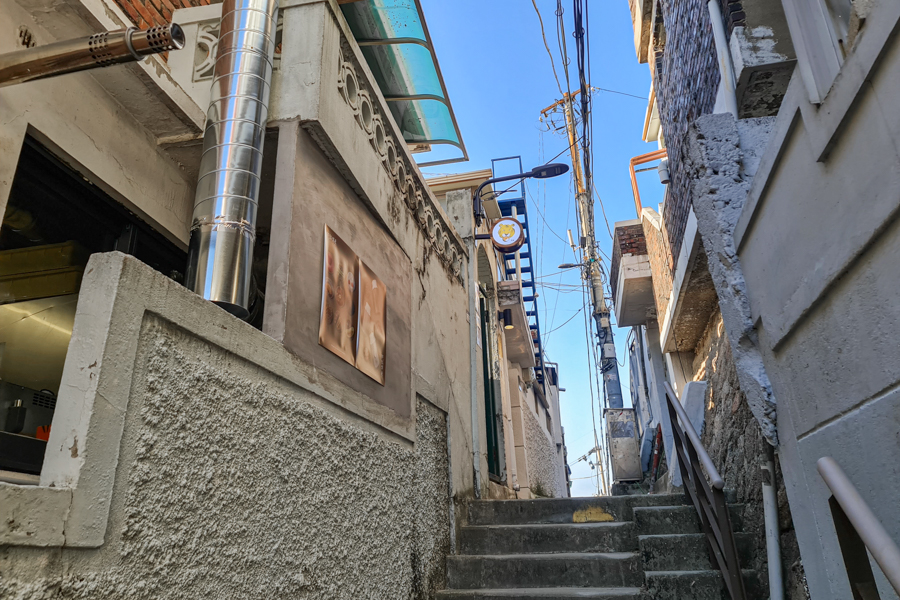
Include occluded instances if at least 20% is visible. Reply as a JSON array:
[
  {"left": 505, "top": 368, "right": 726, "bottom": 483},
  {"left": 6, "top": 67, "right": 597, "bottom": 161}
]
[{"left": 629, "top": 148, "right": 667, "bottom": 218}]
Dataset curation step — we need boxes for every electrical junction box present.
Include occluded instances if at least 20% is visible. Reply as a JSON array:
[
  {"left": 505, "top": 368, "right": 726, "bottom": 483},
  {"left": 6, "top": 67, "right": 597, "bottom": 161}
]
[
  {"left": 603, "top": 343, "right": 616, "bottom": 357},
  {"left": 600, "top": 317, "right": 610, "bottom": 328},
  {"left": 605, "top": 408, "right": 642, "bottom": 483}
]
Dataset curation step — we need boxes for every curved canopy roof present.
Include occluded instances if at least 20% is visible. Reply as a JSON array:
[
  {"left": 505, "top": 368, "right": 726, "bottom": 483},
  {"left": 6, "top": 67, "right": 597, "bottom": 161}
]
[{"left": 341, "top": 0, "right": 467, "bottom": 166}]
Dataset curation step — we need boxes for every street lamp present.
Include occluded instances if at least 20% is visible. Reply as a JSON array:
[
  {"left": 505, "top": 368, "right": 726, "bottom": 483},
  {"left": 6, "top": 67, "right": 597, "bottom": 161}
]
[
  {"left": 558, "top": 263, "right": 580, "bottom": 269},
  {"left": 472, "top": 163, "right": 569, "bottom": 226},
  {"left": 465, "top": 161, "right": 569, "bottom": 499}
]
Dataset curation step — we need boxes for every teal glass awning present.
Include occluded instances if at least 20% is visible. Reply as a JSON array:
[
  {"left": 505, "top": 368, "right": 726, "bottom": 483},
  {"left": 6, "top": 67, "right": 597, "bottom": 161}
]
[{"left": 341, "top": 0, "right": 467, "bottom": 167}]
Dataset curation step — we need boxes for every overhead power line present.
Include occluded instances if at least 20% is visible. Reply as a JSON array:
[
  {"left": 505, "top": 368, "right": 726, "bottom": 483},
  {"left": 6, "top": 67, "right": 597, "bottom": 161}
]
[{"left": 531, "top": 0, "right": 565, "bottom": 97}]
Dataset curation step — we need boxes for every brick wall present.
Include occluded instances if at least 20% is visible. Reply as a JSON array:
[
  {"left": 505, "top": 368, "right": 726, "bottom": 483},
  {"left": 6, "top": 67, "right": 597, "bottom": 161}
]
[
  {"left": 717, "top": 0, "right": 746, "bottom": 38},
  {"left": 115, "top": 0, "right": 209, "bottom": 29},
  {"left": 610, "top": 223, "right": 648, "bottom": 301},
  {"left": 654, "top": 0, "right": 720, "bottom": 268},
  {"left": 641, "top": 212, "right": 673, "bottom": 331}
]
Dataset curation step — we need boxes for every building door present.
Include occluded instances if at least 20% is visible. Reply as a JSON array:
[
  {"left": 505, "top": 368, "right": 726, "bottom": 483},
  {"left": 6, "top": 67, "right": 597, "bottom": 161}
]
[{"left": 479, "top": 297, "right": 502, "bottom": 480}]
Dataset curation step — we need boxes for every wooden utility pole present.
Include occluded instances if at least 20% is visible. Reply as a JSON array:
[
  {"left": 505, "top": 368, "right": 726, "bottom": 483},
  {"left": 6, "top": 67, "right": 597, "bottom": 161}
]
[{"left": 541, "top": 93, "right": 624, "bottom": 411}]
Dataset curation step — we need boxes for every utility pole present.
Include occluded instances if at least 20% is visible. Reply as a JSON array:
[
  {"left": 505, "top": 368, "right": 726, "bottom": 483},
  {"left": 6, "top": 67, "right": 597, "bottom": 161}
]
[{"left": 541, "top": 93, "right": 624, "bottom": 411}]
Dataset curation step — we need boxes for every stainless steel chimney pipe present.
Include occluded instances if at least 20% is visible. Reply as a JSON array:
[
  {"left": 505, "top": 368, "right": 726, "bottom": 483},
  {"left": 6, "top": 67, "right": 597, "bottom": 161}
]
[
  {"left": 0, "top": 25, "right": 185, "bottom": 88},
  {"left": 185, "top": 0, "right": 279, "bottom": 318}
]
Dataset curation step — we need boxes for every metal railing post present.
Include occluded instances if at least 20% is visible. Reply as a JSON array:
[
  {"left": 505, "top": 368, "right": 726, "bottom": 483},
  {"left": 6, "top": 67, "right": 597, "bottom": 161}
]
[{"left": 664, "top": 382, "right": 746, "bottom": 600}]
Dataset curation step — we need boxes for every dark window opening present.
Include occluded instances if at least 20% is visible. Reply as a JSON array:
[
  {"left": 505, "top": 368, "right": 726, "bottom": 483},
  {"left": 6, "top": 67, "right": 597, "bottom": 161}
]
[
  {"left": 0, "top": 137, "right": 186, "bottom": 479},
  {"left": 245, "top": 129, "right": 278, "bottom": 331}
]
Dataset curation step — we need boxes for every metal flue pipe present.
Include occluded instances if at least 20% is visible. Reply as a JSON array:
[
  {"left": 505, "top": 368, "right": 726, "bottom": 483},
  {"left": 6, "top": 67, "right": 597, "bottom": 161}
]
[
  {"left": 0, "top": 25, "right": 185, "bottom": 88},
  {"left": 185, "top": 0, "right": 279, "bottom": 318}
]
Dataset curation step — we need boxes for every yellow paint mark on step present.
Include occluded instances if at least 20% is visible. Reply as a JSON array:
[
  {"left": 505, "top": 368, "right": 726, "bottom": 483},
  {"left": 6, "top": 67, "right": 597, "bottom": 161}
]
[{"left": 572, "top": 506, "right": 614, "bottom": 523}]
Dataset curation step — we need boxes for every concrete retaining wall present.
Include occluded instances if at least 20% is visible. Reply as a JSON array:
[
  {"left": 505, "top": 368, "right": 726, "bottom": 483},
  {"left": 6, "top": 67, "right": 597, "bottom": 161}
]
[
  {"left": 0, "top": 254, "right": 450, "bottom": 599},
  {"left": 694, "top": 309, "right": 808, "bottom": 599}
]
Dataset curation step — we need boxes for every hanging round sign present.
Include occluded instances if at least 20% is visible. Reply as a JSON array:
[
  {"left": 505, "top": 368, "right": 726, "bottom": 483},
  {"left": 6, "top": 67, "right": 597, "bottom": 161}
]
[{"left": 491, "top": 217, "right": 526, "bottom": 253}]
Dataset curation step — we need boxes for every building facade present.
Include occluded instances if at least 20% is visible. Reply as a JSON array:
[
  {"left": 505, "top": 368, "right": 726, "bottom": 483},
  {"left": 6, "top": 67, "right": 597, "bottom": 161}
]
[
  {"left": 616, "top": 0, "right": 900, "bottom": 598},
  {"left": 428, "top": 170, "right": 570, "bottom": 501}
]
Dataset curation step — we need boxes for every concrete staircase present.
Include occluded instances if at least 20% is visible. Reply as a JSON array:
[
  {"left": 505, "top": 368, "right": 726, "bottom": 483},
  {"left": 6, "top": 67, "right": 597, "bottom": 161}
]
[{"left": 437, "top": 494, "right": 763, "bottom": 599}]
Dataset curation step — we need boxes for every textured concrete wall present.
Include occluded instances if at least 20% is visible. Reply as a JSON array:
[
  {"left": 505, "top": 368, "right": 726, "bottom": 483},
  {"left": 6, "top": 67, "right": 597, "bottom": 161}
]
[
  {"left": 1, "top": 311, "right": 449, "bottom": 600},
  {"left": 686, "top": 113, "right": 778, "bottom": 444},
  {"left": 522, "top": 404, "right": 565, "bottom": 499}
]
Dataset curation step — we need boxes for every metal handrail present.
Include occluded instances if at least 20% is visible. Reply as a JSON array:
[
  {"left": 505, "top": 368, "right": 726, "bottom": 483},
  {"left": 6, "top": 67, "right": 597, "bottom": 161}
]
[
  {"left": 664, "top": 382, "right": 725, "bottom": 489},
  {"left": 664, "top": 382, "right": 746, "bottom": 600},
  {"left": 817, "top": 456, "right": 900, "bottom": 595}
]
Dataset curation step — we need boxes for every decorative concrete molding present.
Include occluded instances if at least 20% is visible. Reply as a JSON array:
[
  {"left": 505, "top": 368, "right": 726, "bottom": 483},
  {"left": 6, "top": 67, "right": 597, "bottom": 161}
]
[
  {"left": 336, "top": 47, "right": 464, "bottom": 281},
  {"left": 193, "top": 23, "right": 219, "bottom": 81},
  {"left": 193, "top": 16, "right": 283, "bottom": 83},
  {"left": 173, "top": 1, "right": 466, "bottom": 284}
]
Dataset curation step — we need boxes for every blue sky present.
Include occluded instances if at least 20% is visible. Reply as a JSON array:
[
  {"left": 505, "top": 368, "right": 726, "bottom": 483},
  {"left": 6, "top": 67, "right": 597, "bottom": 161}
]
[{"left": 419, "top": 0, "right": 665, "bottom": 496}]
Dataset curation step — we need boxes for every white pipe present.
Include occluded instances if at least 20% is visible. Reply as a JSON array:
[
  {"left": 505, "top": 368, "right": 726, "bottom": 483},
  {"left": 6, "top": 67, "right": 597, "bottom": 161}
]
[
  {"left": 467, "top": 233, "right": 482, "bottom": 499},
  {"left": 707, "top": 0, "right": 739, "bottom": 118},
  {"left": 762, "top": 447, "right": 784, "bottom": 600}
]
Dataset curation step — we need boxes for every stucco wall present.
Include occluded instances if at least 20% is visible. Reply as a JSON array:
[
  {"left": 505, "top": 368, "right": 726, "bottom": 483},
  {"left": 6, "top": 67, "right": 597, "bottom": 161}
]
[
  {"left": 733, "top": 5, "right": 900, "bottom": 596},
  {"left": 522, "top": 404, "right": 564, "bottom": 499},
  {"left": 1, "top": 309, "right": 449, "bottom": 599}
]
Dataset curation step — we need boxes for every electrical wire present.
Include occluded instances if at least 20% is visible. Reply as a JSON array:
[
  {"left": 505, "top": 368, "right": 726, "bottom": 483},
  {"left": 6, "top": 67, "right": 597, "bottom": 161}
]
[
  {"left": 531, "top": 0, "right": 565, "bottom": 98},
  {"left": 542, "top": 306, "right": 585, "bottom": 335},
  {"left": 591, "top": 86, "right": 647, "bottom": 100},
  {"left": 593, "top": 188, "right": 614, "bottom": 242},
  {"left": 481, "top": 138, "right": 580, "bottom": 204}
]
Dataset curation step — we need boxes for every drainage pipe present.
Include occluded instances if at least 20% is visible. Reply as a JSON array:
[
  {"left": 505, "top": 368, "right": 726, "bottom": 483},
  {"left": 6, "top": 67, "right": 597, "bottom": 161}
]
[
  {"left": 762, "top": 445, "right": 784, "bottom": 600},
  {"left": 186, "top": 0, "right": 279, "bottom": 318},
  {"left": 707, "top": 0, "right": 739, "bottom": 118},
  {"left": 467, "top": 233, "right": 482, "bottom": 499}
]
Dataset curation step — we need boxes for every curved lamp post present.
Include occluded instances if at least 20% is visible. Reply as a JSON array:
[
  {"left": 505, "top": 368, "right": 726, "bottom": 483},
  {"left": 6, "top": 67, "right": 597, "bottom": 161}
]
[{"left": 472, "top": 163, "right": 569, "bottom": 227}]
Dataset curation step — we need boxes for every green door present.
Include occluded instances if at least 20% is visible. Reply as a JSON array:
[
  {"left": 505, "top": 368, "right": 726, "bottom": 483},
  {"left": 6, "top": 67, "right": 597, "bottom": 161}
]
[{"left": 480, "top": 297, "right": 502, "bottom": 480}]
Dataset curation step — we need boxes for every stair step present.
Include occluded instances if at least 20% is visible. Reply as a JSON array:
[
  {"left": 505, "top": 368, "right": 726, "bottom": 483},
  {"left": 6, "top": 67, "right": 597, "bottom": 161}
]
[
  {"left": 460, "top": 522, "right": 637, "bottom": 555},
  {"left": 436, "top": 587, "right": 644, "bottom": 599},
  {"left": 638, "top": 532, "right": 756, "bottom": 570},
  {"left": 446, "top": 553, "right": 643, "bottom": 589},
  {"left": 468, "top": 495, "right": 688, "bottom": 526},
  {"left": 644, "top": 569, "right": 765, "bottom": 600},
  {"left": 632, "top": 505, "right": 744, "bottom": 536}
]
